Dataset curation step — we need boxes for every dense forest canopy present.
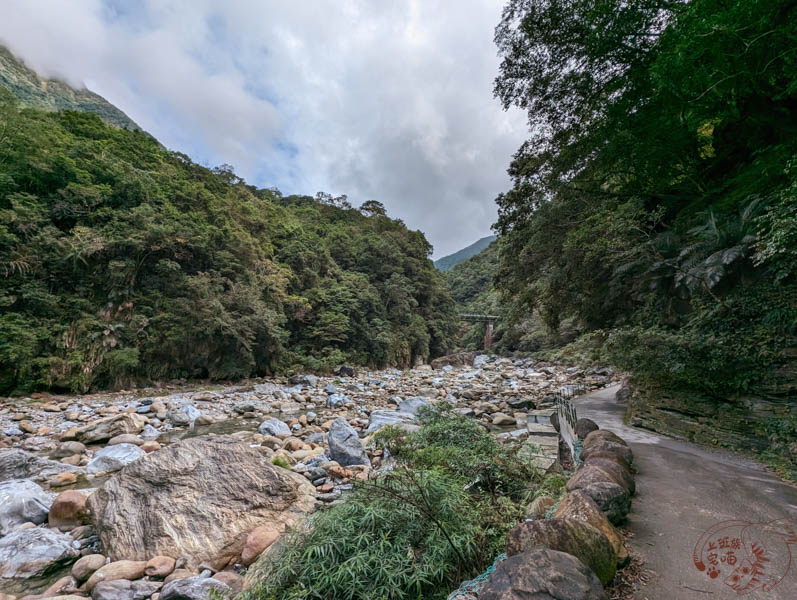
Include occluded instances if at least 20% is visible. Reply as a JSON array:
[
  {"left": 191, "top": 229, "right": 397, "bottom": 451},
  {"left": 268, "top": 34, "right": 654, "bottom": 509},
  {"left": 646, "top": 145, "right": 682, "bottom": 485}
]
[
  {"left": 493, "top": 0, "right": 796, "bottom": 395},
  {"left": 0, "top": 90, "right": 455, "bottom": 393}
]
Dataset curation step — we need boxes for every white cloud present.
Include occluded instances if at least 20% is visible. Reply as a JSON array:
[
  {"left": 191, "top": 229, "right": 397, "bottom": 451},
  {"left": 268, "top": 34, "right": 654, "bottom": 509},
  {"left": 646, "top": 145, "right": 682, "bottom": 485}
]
[{"left": 1, "top": 0, "right": 526, "bottom": 257}]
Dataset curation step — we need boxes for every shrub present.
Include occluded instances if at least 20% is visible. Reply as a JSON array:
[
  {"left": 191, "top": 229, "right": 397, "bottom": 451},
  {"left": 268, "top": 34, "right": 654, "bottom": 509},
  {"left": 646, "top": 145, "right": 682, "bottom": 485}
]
[{"left": 241, "top": 468, "right": 491, "bottom": 600}]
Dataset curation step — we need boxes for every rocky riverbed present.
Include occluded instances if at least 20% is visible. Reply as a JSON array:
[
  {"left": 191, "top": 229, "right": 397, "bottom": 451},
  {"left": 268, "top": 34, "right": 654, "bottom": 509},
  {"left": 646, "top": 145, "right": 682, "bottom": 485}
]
[{"left": 0, "top": 356, "right": 618, "bottom": 600}]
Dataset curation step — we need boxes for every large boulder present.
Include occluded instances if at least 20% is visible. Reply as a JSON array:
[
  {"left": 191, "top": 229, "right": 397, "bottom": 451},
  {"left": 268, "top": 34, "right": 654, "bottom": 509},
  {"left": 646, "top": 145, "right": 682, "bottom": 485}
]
[
  {"left": 0, "top": 527, "right": 79, "bottom": 581},
  {"left": 327, "top": 418, "right": 370, "bottom": 467},
  {"left": 0, "top": 450, "right": 81, "bottom": 484},
  {"left": 430, "top": 352, "right": 476, "bottom": 369},
  {"left": 582, "top": 429, "right": 628, "bottom": 449},
  {"left": 580, "top": 481, "right": 632, "bottom": 525},
  {"left": 505, "top": 518, "right": 617, "bottom": 584},
  {"left": 567, "top": 462, "right": 634, "bottom": 496},
  {"left": 0, "top": 479, "right": 53, "bottom": 535},
  {"left": 479, "top": 548, "right": 606, "bottom": 600},
  {"left": 86, "top": 443, "right": 145, "bottom": 474},
  {"left": 553, "top": 490, "right": 629, "bottom": 565},
  {"left": 396, "top": 397, "right": 430, "bottom": 416},
  {"left": 75, "top": 413, "right": 147, "bottom": 444},
  {"left": 365, "top": 410, "right": 418, "bottom": 433},
  {"left": 580, "top": 440, "right": 634, "bottom": 466},
  {"left": 580, "top": 457, "right": 635, "bottom": 495},
  {"left": 87, "top": 436, "right": 315, "bottom": 570},
  {"left": 160, "top": 575, "right": 231, "bottom": 600},
  {"left": 575, "top": 418, "right": 599, "bottom": 440},
  {"left": 258, "top": 418, "right": 290, "bottom": 437}
]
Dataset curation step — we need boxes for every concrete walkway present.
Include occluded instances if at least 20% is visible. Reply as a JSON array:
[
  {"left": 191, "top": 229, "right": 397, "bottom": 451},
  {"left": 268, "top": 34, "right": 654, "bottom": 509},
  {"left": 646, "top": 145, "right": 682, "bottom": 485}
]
[{"left": 576, "top": 385, "right": 797, "bottom": 600}]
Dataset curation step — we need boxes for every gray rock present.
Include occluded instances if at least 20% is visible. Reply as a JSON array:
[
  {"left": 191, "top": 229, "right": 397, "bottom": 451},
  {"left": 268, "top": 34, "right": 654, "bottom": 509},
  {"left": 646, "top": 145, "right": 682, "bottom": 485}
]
[
  {"left": 0, "top": 527, "right": 79, "bottom": 580},
  {"left": 365, "top": 410, "right": 418, "bottom": 433},
  {"left": 575, "top": 418, "right": 599, "bottom": 440},
  {"left": 289, "top": 374, "right": 318, "bottom": 387},
  {"left": 0, "top": 449, "right": 82, "bottom": 484},
  {"left": 324, "top": 384, "right": 337, "bottom": 394},
  {"left": 52, "top": 441, "right": 87, "bottom": 458},
  {"left": 181, "top": 405, "right": 201, "bottom": 422},
  {"left": 327, "top": 418, "right": 370, "bottom": 467},
  {"left": 87, "top": 436, "right": 315, "bottom": 570},
  {"left": 75, "top": 413, "right": 147, "bottom": 444},
  {"left": 3, "top": 427, "right": 23, "bottom": 436},
  {"left": 0, "top": 479, "right": 53, "bottom": 535},
  {"left": 140, "top": 424, "right": 160, "bottom": 441},
  {"left": 479, "top": 548, "right": 606, "bottom": 600},
  {"left": 580, "top": 481, "right": 632, "bottom": 525},
  {"left": 505, "top": 518, "right": 616, "bottom": 584},
  {"left": 326, "top": 393, "right": 350, "bottom": 408},
  {"left": 258, "top": 418, "right": 290, "bottom": 437},
  {"left": 160, "top": 575, "right": 231, "bottom": 599},
  {"left": 334, "top": 365, "right": 356, "bottom": 377},
  {"left": 473, "top": 354, "right": 490, "bottom": 367},
  {"left": 396, "top": 396, "right": 430, "bottom": 416},
  {"left": 86, "top": 443, "right": 145, "bottom": 474},
  {"left": 166, "top": 409, "right": 191, "bottom": 427},
  {"left": 92, "top": 578, "right": 163, "bottom": 600}
]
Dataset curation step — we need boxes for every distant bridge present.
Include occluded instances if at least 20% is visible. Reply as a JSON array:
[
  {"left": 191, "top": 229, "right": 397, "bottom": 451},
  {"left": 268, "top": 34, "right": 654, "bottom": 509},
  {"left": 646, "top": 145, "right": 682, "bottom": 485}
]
[{"left": 458, "top": 314, "right": 499, "bottom": 349}]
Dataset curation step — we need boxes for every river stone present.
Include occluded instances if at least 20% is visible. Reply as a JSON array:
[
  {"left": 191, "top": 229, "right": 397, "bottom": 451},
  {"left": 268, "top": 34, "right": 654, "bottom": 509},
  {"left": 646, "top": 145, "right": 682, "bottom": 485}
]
[
  {"left": 0, "top": 479, "right": 53, "bottom": 535},
  {"left": 72, "top": 554, "right": 106, "bottom": 582},
  {"left": 289, "top": 374, "right": 318, "bottom": 387},
  {"left": 0, "top": 450, "right": 81, "bottom": 484},
  {"left": 86, "top": 443, "right": 145, "bottom": 474},
  {"left": 91, "top": 578, "right": 162, "bottom": 600},
  {"left": 258, "top": 418, "right": 290, "bottom": 437},
  {"left": 567, "top": 462, "right": 634, "bottom": 496},
  {"left": 582, "top": 429, "right": 628, "bottom": 449},
  {"left": 327, "top": 418, "right": 369, "bottom": 467},
  {"left": 0, "top": 527, "right": 79, "bottom": 581},
  {"left": 579, "top": 440, "right": 634, "bottom": 466},
  {"left": 160, "top": 575, "right": 231, "bottom": 600},
  {"left": 52, "top": 441, "right": 87, "bottom": 458},
  {"left": 505, "top": 518, "right": 617, "bottom": 584},
  {"left": 396, "top": 396, "right": 430, "bottom": 415},
  {"left": 75, "top": 413, "right": 147, "bottom": 444},
  {"left": 580, "top": 481, "right": 632, "bottom": 524},
  {"left": 580, "top": 457, "right": 635, "bottom": 495},
  {"left": 575, "top": 418, "right": 599, "bottom": 440},
  {"left": 480, "top": 548, "right": 606, "bottom": 600},
  {"left": 365, "top": 409, "right": 418, "bottom": 433},
  {"left": 87, "top": 436, "right": 315, "bottom": 569},
  {"left": 85, "top": 560, "right": 147, "bottom": 592},
  {"left": 553, "top": 490, "right": 629, "bottom": 565}
]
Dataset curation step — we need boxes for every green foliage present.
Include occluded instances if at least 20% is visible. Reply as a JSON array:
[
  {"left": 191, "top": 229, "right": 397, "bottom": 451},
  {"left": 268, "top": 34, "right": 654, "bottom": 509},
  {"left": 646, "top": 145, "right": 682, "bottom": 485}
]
[
  {"left": 493, "top": 0, "right": 797, "bottom": 396},
  {"left": 375, "top": 403, "right": 538, "bottom": 500},
  {"left": 244, "top": 412, "right": 536, "bottom": 600},
  {"left": 242, "top": 468, "right": 489, "bottom": 600},
  {"left": 0, "top": 97, "right": 455, "bottom": 393},
  {"left": 271, "top": 456, "right": 291, "bottom": 470}
]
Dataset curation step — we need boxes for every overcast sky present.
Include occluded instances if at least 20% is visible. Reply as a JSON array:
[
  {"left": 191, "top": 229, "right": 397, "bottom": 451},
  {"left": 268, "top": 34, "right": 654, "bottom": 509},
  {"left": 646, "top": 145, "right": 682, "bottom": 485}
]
[{"left": 1, "top": 0, "right": 526, "bottom": 258}]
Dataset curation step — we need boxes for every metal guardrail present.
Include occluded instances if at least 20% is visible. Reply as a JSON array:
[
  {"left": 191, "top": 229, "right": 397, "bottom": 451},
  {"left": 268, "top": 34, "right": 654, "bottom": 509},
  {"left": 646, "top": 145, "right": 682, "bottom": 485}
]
[{"left": 458, "top": 313, "right": 499, "bottom": 322}]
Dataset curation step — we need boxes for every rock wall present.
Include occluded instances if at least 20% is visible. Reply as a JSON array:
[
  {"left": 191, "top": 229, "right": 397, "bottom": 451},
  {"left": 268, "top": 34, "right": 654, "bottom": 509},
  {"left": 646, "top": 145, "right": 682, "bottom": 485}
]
[{"left": 623, "top": 372, "right": 797, "bottom": 470}]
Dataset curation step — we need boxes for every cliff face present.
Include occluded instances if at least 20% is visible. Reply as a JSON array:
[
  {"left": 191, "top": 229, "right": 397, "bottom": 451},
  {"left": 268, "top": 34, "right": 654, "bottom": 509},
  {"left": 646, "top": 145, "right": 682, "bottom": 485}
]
[
  {"left": 623, "top": 353, "right": 797, "bottom": 475},
  {"left": 0, "top": 45, "right": 140, "bottom": 129}
]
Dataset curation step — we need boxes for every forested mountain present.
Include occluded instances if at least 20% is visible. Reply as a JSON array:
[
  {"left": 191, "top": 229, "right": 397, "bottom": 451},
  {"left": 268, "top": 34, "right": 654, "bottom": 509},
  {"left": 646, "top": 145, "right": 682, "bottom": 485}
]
[
  {"left": 493, "top": 0, "right": 796, "bottom": 463},
  {"left": 434, "top": 235, "right": 496, "bottom": 272},
  {"left": 0, "top": 89, "right": 455, "bottom": 394},
  {"left": 0, "top": 45, "right": 139, "bottom": 130}
]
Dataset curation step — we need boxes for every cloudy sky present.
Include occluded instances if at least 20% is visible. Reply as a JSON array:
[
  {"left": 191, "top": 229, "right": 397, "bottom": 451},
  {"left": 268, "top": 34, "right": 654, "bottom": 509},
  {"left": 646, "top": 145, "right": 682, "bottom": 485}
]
[{"left": 1, "top": 0, "right": 527, "bottom": 258}]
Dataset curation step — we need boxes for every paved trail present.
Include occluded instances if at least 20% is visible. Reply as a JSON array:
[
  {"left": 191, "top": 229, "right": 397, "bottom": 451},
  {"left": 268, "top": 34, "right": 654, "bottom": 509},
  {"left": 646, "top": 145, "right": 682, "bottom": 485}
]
[{"left": 576, "top": 385, "right": 797, "bottom": 600}]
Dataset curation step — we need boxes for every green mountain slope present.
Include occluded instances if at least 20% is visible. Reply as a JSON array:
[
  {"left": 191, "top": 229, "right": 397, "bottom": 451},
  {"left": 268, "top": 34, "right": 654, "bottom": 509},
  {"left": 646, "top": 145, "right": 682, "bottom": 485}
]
[
  {"left": 444, "top": 240, "right": 499, "bottom": 314},
  {"left": 0, "top": 45, "right": 140, "bottom": 129},
  {"left": 434, "top": 235, "right": 496, "bottom": 272},
  {"left": 0, "top": 93, "right": 455, "bottom": 393}
]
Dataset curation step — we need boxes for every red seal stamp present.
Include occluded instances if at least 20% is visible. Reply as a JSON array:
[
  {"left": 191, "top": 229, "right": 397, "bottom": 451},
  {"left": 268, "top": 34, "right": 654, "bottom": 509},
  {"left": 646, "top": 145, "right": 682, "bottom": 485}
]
[{"left": 693, "top": 519, "right": 797, "bottom": 594}]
